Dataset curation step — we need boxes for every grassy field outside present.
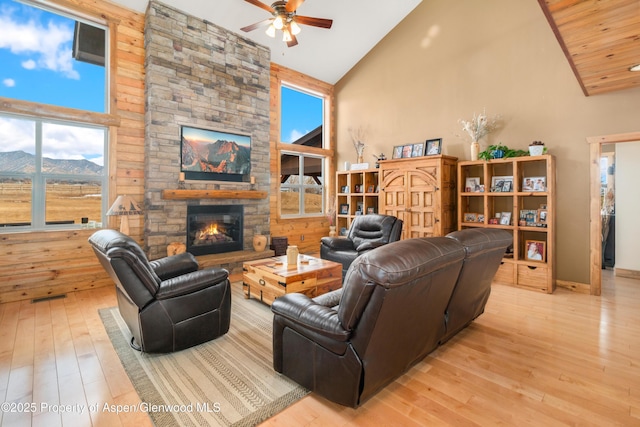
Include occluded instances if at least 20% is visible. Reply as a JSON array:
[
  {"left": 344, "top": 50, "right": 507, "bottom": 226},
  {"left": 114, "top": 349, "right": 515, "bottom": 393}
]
[{"left": 0, "top": 182, "right": 102, "bottom": 226}]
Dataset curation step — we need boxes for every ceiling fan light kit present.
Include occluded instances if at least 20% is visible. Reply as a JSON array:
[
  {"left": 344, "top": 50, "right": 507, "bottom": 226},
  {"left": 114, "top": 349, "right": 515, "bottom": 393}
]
[{"left": 242, "top": 0, "right": 333, "bottom": 47}]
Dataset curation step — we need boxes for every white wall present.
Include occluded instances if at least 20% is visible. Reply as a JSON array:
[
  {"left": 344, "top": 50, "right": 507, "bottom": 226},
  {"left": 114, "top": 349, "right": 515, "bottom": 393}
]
[{"left": 615, "top": 142, "right": 640, "bottom": 272}]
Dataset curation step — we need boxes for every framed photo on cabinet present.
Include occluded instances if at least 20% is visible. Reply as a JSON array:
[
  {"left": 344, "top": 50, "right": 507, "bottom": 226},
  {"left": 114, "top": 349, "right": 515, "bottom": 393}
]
[
  {"left": 402, "top": 145, "right": 413, "bottom": 158},
  {"left": 392, "top": 145, "right": 403, "bottom": 159},
  {"left": 411, "top": 143, "right": 425, "bottom": 157},
  {"left": 425, "top": 138, "right": 442, "bottom": 155},
  {"left": 339, "top": 204, "right": 349, "bottom": 215}
]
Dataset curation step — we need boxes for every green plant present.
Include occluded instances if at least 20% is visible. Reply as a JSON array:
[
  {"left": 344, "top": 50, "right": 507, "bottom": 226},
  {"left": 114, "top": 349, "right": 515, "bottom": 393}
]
[{"left": 478, "top": 144, "right": 529, "bottom": 160}]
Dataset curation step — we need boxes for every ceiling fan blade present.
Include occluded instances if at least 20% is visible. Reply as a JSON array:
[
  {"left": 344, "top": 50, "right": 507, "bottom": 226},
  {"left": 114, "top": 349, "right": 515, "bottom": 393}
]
[
  {"left": 240, "top": 18, "right": 273, "bottom": 32},
  {"left": 286, "top": 34, "right": 299, "bottom": 48},
  {"left": 285, "top": 0, "right": 304, "bottom": 12},
  {"left": 295, "top": 15, "right": 333, "bottom": 29},
  {"left": 244, "top": 0, "right": 274, "bottom": 13}
]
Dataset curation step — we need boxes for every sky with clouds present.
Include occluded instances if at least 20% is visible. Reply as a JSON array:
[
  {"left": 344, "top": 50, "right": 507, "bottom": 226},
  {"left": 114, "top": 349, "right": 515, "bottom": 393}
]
[
  {"left": 0, "top": 0, "right": 105, "bottom": 166},
  {"left": 281, "top": 86, "right": 323, "bottom": 144}
]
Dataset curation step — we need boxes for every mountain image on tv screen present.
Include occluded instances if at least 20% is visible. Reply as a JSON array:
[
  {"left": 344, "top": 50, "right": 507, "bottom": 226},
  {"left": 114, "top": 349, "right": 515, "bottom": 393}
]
[{"left": 181, "top": 127, "right": 250, "bottom": 175}]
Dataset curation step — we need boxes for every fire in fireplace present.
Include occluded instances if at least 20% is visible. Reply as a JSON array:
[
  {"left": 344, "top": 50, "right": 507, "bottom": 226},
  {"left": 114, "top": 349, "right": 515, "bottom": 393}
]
[{"left": 186, "top": 205, "right": 243, "bottom": 256}]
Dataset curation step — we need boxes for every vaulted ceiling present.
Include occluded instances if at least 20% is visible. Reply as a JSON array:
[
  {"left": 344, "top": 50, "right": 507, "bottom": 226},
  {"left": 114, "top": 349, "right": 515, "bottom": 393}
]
[
  {"left": 537, "top": 0, "right": 640, "bottom": 96},
  {"left": 109, "top": 0, "right": 422, "bottom": 84},
  {"left": 110, "top": 0, "right": 639, "bottom": 94}
]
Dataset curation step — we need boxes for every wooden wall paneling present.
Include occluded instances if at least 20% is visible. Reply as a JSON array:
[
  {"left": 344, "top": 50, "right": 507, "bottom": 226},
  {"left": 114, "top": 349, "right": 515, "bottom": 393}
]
[{"left": 0, "top": 1, "right": 146, "bottom": 303}]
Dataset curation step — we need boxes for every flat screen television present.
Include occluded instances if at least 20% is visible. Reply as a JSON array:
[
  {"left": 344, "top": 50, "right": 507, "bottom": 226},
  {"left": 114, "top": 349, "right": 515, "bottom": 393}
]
[{"left": 181, "top": 126, "right": 251, "bottom": 182}]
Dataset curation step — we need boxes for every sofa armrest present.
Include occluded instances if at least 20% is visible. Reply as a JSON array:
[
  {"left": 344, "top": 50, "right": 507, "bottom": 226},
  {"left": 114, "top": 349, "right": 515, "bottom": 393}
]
[
  {"left": 272, "top": 293, "right": 350, "bottom": 342},
  {"left": 155, "top": 267, "right": 229, "bottom": 300},
  {"left": 320, "top": 237, "right": 355, "bottom": 251},
  {"left": 150, "top": 252, "right": 199, "bottom": 280},
  {"left": 313, "top": 288, "right": 343, "bottom": 308}
]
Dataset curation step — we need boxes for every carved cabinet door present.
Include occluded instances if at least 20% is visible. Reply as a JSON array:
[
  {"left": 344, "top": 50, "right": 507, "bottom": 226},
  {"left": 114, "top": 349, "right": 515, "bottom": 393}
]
[{"left": 380, "top": 169, "right": 440, "bottom": 239}]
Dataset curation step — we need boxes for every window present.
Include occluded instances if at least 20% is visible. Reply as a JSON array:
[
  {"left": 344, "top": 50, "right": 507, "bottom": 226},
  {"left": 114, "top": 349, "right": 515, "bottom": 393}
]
[
  {"left": 279, "top": 84, "right": 328, "bottom": 218},
  {"left": 0, "top": 0, "right": 107, "bottom": 113},
  {"left": 280, "top": 86, "right": 323, "bottom": 146},
  {"left": 280, "top": 153, "right": 324, "bottom": 216},
  {"left": 0, "top": 1, "right": 110, "bottom": 231},
  {"left": 0, "top": 114, "right": 107, "bottom": 230}
]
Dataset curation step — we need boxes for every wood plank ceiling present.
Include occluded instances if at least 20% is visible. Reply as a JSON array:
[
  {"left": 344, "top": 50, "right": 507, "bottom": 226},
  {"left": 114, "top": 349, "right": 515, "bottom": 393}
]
[{"left": 537, "top": 0, "right": 640, "bottom": 96}]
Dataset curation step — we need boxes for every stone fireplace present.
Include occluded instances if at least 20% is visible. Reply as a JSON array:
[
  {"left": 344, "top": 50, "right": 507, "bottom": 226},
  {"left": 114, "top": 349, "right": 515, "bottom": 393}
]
[
  {"left": 143, "top": 1, "right": 271, "bottom": 261},
  {"left": 186, "top": 205, "right": 243, "bottom": 256}
]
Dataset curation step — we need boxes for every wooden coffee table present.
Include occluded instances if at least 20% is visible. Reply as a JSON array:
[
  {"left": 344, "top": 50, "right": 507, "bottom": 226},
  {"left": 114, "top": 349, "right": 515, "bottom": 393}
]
[{"left": 242, "top": 255, "right": 342, "bottom": 305}]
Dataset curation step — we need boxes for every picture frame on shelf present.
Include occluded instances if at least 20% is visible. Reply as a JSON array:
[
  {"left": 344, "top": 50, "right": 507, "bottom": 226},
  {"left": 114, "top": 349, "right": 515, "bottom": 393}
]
[
  {"left": 499, "top": 212, "right": 512, "bottom": 225},
  {"left": 392, "top": 145, "right": 403, "bottom": 159},
  {"left": 465, "top": 177, "right": 481, "bottom": 192},
  {"left": 402, "top": 145, "right": 413, "bottom": 158},
  {"left": 425, "top": 138, "right": 442, "bottom": 155},
  {"left": 356, "top": 201, "right": 364, "bottom": 213},
  {"left": 366, "top": 206, "right": 376, "bottom": 214},
  {"left": 341, "top": 185, "right": 349, "bottom": 193},
  {"left": 538, "top": 208, "right": 548, "bottom": 224},
  {"left": 367, "top": 185, "right": 375, "bottom": 193},
  {"left": 491, "top": 176, "right": 513, "bottom": 192},
  {"left": 530, "top": 176, "right": 546, "bottom": 192},
  {"left": 502, "top": 180, "right": 512, "bottom": 192},
  {"left": 525, "top": 239, "right": 546, "bottom": 262},
  {"left": 463, "top": 212, "right": 479, "bottom": 222},
  {"left": 411, "top": 143, "right": 425, "bottom": 157},
  {"left": 522, "top": 177, "right": 534, "bottom": 191},
  {"left": 339, "top": 204, "right": 349, "bottom": 215}
]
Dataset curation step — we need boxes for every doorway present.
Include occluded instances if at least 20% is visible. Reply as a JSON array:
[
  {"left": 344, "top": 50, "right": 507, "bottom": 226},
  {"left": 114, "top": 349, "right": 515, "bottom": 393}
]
[{"left": 588, "top": 131, "right": 640, "bottom": 295}]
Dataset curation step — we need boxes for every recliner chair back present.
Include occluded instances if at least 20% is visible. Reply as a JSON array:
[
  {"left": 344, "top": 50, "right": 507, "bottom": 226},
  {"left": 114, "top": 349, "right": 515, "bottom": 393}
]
[
  {"left": 347, "top": 214, "right": 403, "bottom": 251},
  {"left": 89, "top": 229, "right": 160, "bottom": 308}
]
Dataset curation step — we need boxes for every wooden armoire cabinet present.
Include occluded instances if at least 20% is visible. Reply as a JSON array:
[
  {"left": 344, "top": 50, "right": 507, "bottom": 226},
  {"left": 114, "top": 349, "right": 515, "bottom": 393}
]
[{"left": 378, "top": 155, "right": 457, "bottom": 239}]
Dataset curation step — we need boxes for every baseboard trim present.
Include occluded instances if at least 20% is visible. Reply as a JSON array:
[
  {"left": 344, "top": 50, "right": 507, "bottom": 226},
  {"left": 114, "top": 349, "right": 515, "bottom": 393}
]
[{"left": 614, "top": 268, "right": 640, "bottom": 280}]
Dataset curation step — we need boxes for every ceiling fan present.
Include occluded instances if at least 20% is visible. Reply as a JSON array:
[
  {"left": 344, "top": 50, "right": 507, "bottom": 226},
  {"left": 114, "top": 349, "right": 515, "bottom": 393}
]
[{"left": 241, "top": 0, "right": 333, "bottom": 48}]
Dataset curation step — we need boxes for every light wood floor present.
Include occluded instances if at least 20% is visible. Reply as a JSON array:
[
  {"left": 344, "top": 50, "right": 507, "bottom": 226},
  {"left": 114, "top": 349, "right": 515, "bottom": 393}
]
[{"left": 0, "top": 271, "right": 638, "bottom": 426}]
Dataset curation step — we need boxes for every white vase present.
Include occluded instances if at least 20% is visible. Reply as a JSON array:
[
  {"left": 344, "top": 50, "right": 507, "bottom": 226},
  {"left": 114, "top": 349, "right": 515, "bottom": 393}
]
[
  {"left": 529, "top": 145, "right": 544, "bottom": 156},
  {"left": 470, "top": 141, "right": 480, "bottom": 161}
]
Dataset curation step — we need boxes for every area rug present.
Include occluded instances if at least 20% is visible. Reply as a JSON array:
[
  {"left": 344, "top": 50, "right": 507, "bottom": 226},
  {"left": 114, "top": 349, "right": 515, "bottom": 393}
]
[{"left": 99, "top": 284, "right": 309, "bottom": 426}]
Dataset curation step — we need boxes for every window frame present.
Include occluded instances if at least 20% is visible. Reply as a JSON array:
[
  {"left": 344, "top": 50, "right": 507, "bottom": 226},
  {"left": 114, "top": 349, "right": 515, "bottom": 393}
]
[
  {"left": 0, "top": 1, "right": 114, "bottom": 232},
  {"left": 279, "top": 151, "right": 325, "bottom": 218},
  {"left": 277, "top": 81, "right": 332, "bottom": 219},
  {"left": 0, "top": 112, "right": 109, "bottom": 231}
]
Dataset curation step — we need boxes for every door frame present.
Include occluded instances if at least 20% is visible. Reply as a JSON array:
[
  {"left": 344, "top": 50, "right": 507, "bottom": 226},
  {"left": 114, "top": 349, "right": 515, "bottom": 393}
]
[{"left": 587, "top": 131, "right": 640, "bottom": 295}]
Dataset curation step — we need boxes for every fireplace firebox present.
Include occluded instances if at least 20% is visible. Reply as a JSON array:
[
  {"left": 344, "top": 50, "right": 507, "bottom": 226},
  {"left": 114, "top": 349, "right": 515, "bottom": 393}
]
[{"left": 186, "top": 205, "right": 243, "bottom": 256}]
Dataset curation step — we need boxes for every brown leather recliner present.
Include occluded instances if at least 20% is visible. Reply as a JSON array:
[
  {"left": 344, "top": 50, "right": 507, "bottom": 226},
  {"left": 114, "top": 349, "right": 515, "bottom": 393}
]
[
  {"left": 320, "top": 214, "right": 403, "bottom": 279},
  {"left": 89, "top": 229, "right": 231, "bottom": 353},
  {"left": 271, "top": 228, "right": 511, "bottom": 407},
  {"left": 272, "top": 236, "right": 466, "bottom": 407}
]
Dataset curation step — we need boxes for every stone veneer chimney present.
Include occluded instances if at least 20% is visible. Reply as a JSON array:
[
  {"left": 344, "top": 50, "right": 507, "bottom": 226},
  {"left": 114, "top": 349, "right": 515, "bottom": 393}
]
[{"left": 143, "top": 1, "right": 271, "bottom": 259}]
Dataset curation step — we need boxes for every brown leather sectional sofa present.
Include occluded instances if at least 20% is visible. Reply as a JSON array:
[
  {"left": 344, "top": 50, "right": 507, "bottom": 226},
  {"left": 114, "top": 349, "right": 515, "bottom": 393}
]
[{"left": 271, "top": 228, "right": 512, "bottom": 407}]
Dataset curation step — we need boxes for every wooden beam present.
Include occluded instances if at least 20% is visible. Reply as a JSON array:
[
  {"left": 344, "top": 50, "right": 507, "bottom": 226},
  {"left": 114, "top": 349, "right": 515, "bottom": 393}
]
[{"left": 161, "top": 189, "right": 268, "bottom": 200}]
